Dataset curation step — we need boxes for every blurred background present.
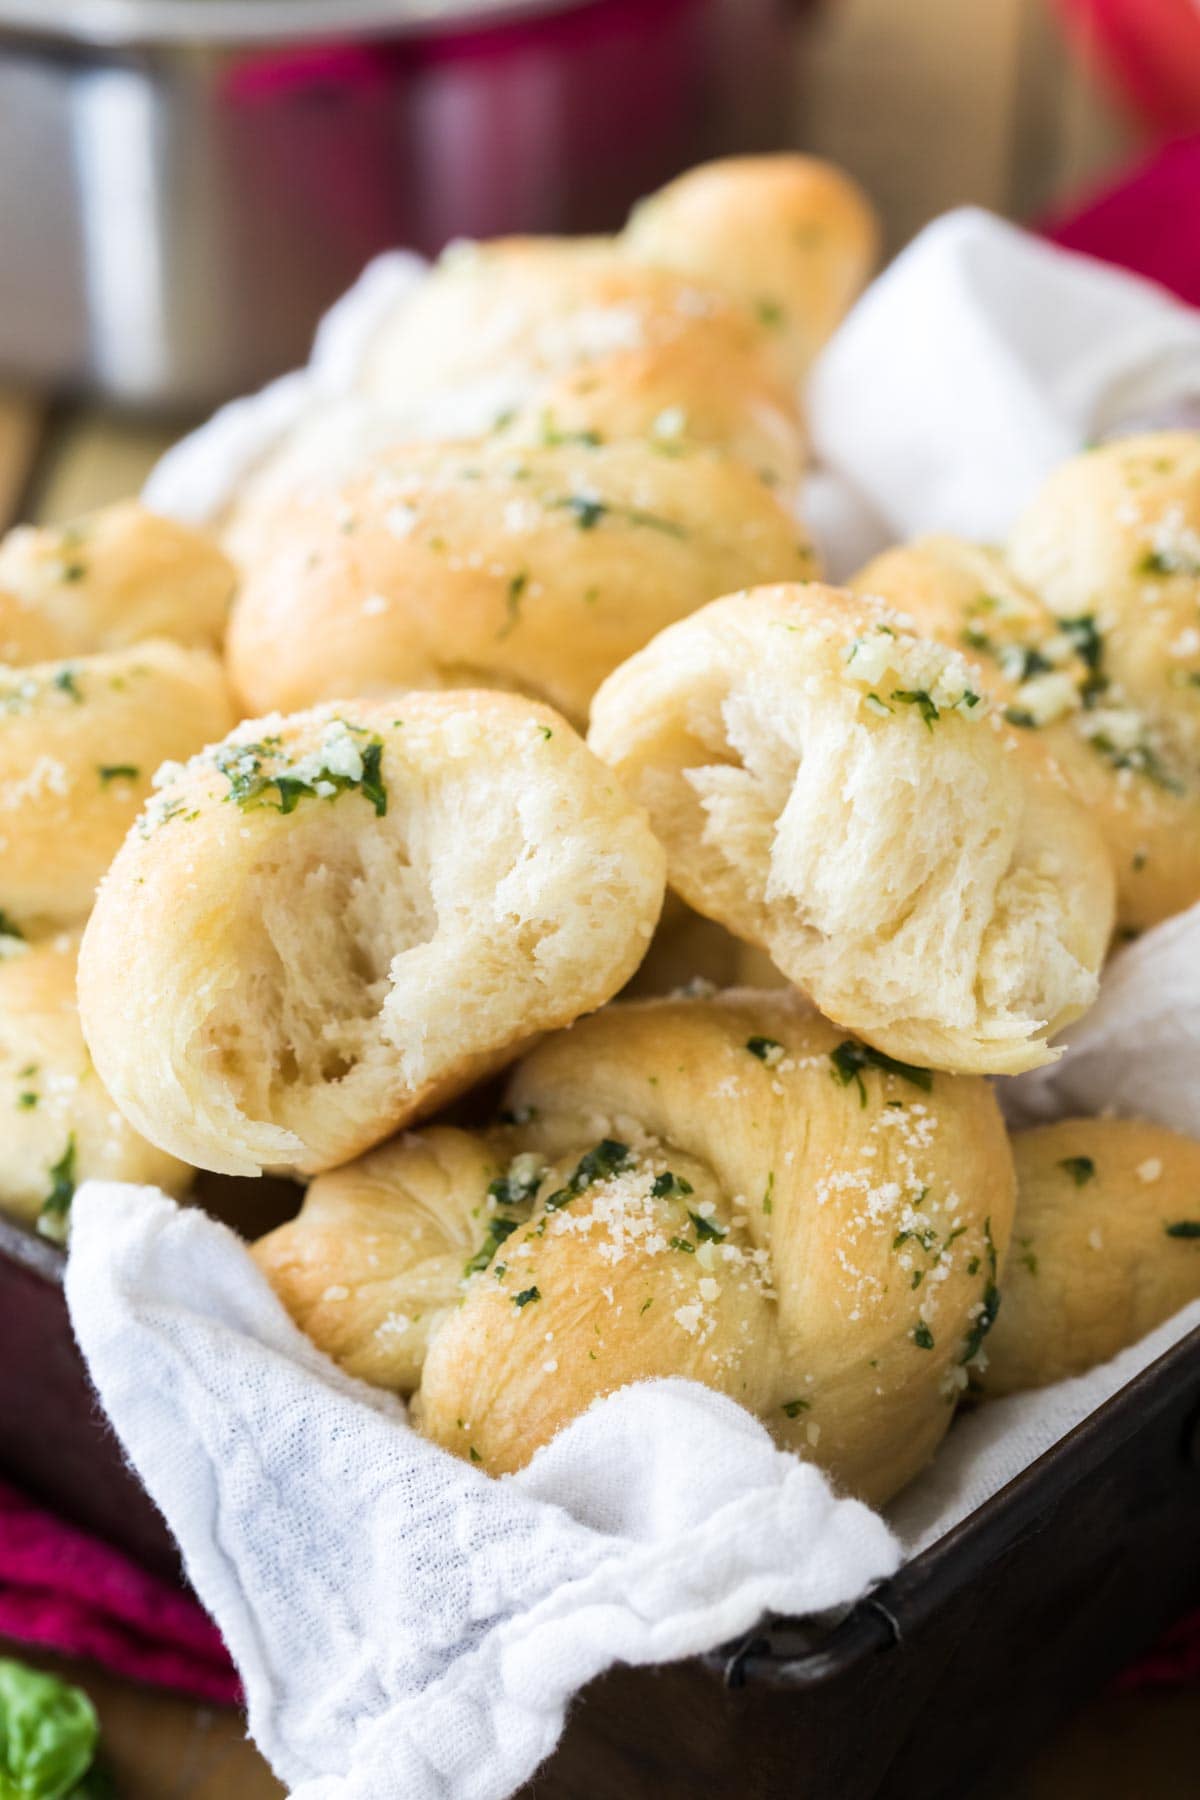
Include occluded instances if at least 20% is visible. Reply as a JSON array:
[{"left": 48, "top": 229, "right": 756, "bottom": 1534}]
[
  {"left": 0, "top": 0, "right": 1197, "bottom": 413},
  {"left": 1, "top": 2, "right": 1199, "bottom": 1794}
]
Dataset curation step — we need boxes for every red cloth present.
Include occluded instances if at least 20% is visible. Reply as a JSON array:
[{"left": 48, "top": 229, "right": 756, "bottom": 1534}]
[
  {"left": 0, "top": 1479, "right": 239, "bottom": 1704},
  {"left": 0, "top": 1458, "right": 1194, "bottom": 1699},
  {"left": 1045, "top": 134, "right": 1200, "bottom": 310},
  {"left": 1054, "top": 0, "right": 1200, "bottom": 136}
]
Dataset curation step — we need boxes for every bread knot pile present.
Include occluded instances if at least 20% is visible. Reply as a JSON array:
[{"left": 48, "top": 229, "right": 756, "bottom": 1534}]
[{"left": 4, "top": 157, "right": 1199, "bottom": 1506}]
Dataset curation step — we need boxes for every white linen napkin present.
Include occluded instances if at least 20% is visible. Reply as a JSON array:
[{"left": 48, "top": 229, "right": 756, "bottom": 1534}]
[
  {"left": 64, "top": 209, "right": 1200, "bottom": 1796},
  {"left": 65, "top": 1185, "right": 899, "bottom": 1800},
  {"left": 806, "top": 206, "right": 1200, "bottom": 576}
]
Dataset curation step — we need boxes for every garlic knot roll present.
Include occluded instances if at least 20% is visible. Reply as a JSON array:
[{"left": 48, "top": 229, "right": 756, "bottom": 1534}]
[
  {"left": 588, "top": 584, "right": 1115, "bottom": 1074},
  {"left": 356, "top": 240, "right": 806, "bottom": 494},
  {"left": 623, "top": 153, "right": 880, "bottom": 383},
  {"left": 228, "top": 438, "right": 815, "bottom": 725},
  {"left": 78, "top": 692, "right": 666, "bottom": 1177},
  {"left": 980, "top": 1118, "right": 1200, "bottom": 1395},
  {"left": 0, "top": 502, "right": 235, "bottom": 664},
  {"left": 855, "top": 521, "right": 1200, "bottom": 931},
  {"left": 0, "top": 640, "right": 235, "bottom": 934},
  {"left": 257, "top": 992, "right": 1015, "bottom": 1505},
  {"left": 0, "top": 931, "right": 189, "bottom": 1239}
]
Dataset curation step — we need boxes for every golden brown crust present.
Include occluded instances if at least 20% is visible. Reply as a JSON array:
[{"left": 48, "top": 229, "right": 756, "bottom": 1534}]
[
  {"left": 0, "top": 931, "right": 190, "bottom": 1232},
  {"left": 78, "top": 691, "right": 665, "bottom": 1178},
  {"left": 853, "top": 530, "right": 1200, "bottom": 931},
  {"left": 0, "top": 503, "right": 235, "bottom": 663},
  {"left": 1009, "top": 433, "right": 1200, "bottom": 760},
  {"left": 980, "top": 1118, "right": 1200, "bottom": 1395},
  {"left": 622, "top": 154, "right": 880, "bottom": 381},
  {"left": 253, "top": 1127, "right": 497, "bottom": 1388},
  {"left": 227, "top": 439, "right": 815, "bottom": 725},
  {"left": 356, "top": 237, "right": 804, "bottom": 486},
  {"left": 258, "top": 991, "right": 1015, "bottom": 1507},
  {"left": 0, "top": 640, "right": 236, "bottom": 933},
  {"left": 588, "top": 583, "right": 1115, "bottom": 1074}
]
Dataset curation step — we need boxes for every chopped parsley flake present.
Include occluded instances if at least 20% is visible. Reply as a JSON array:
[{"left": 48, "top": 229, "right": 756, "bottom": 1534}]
[
  {"left": 215, "top": 725, "right": 388, "bottom": 819},
  {"left": 538, "top": 414, "right": 603, "bottom": 448},
  {"left": 912, "top": 1322, "right": 935, "bottom": 1350},
  {"left": 36, "top": 1136, "right": 76, "bottom": 1244},
  {"left": 1086, "top": 730, "right": 1183, "bottom": 795},
  {"left": 830, "top": 1040, "right": 933, "bottom": 1105},
  {"left": 17, "top": 1091, "right": 37, "bottom": 1110},
  {"left": 464, "top": 1214, "right": 519, "bottom": 1277},
  {"left": 650, "top": 1171, "right": 693, "bottom": 1199},
  {"left": 892, "top": 688, "right": 940, "bottom": 729},
  {"left": 959, "top": 1217, "right": 1001, "bottom": 1365},
  {"left": 497, "top": 570, "right": 528, "bottom": 640},
  {"left": 0, "top": 910, "right": 24, "bottom": 942},
  {"left": 781, "top": 1398, "right": 810, "bottom": 1418},
  {"left": 689, "top": 1210, "right": 726, "bottom": 1243},
  {"left": 512, "top": 1286, "right": 541, "bottom": 1308},
  {"left": 1165, "top": 1221, "right": 1200, "bottom": 1239},
  {"left": 763, "top": 1171, "right": 774, "bottom": 1215},
  {"left": 544, "top": 1138, "right": 631, "bottom": 1211},
  {"left": 1060, "top": 614, "right": 1103, "bottom": 674},
  {"left": 551, "top": 494, "right": 686, "bottom": 538},
  {"left": 745, "top": 1035, "right": 784, "bottom": 1064},
  {"left": 557, "top": 493, "right": 607, "bottom": 530},
  {"left": 469, "top": 1446, "right": 482, "bottom": 1463},
  {"left": 487, "top": 1154, "right": 545, "bottom": 1207},
  {"left": 1058, "top": 1155, "right": 1096, "bottom": 1187},
  {"left": 52, "top": 668, "right": 83, "bottom": 703},
  {"left": 1138, "top": 548, "right": 1200, "bottom": 578},
  {"left": 668, "top": 1236, "right": 695, "bottom": 1254},
  {"left": 98, "top": 764, "right": 140, "bottom": 785}
]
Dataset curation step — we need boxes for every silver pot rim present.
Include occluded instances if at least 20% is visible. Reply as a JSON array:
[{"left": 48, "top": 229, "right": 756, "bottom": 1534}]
[{"left": 0, "top": 0, "right": 603, "bottom": 48}]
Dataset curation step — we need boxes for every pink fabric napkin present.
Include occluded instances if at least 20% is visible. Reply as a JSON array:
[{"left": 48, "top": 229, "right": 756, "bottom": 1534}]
[
  {"left": 0, "top": 1478, "right": 239, "bottom": 1704},
  {"left": 1053, "top": 0, "right": 1200, "bottom": 136},
  {"left": 1045, "top": 133, "right": 1200, "bottom": 310}
]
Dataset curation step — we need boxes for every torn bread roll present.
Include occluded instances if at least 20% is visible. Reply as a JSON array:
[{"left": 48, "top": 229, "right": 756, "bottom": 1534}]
[
  {"left": 0, "top": 641, "right": 235, "bottom": 934},
  {"left": 256, "top": 990, "right": 1015, "bottom": 1506},
  {"left": 0, "top": 931, "right": 190, "bottom": 1240},
  {"left": 227, "top": 438, "right": 815, "bottom": 725},
  {"left": 78, "top": 692, "right": 666, "bottom": 1178},
  {"left": 853, "top": 528, "right": 1200, "bottom": 931},
  {"left": 980, "top": 1117, "right": 1200, "bottom": 1395},
  {"left": 588, "top": 584, "right": 1116, "bottom": 1074}
]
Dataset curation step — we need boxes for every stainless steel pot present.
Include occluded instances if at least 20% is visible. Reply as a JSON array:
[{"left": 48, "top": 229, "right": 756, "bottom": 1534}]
[{"left": 0, "top": 0, "right": 795, "bottom": 409}]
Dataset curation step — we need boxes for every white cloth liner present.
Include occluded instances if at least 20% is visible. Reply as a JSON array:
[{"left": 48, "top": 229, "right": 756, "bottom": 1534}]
[{"left": 63, "top": 209, "right": 1200, "bottom": 1797}]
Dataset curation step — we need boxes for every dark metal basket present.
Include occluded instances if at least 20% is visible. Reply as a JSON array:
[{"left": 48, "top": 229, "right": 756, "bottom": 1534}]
[{"left": 2, "top": 1204, "right": 1197, "bottom": 1798}]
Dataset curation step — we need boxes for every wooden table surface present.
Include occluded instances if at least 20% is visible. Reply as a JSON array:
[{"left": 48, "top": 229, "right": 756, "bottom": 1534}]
[{"left": 1, "top": 3, "right": 1196, "bottom": 1791}]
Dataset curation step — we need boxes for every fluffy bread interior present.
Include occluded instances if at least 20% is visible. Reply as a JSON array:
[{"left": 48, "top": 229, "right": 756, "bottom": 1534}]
[{"left": 589, "top": 586, "right": 1115, "bottom": 1072}]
